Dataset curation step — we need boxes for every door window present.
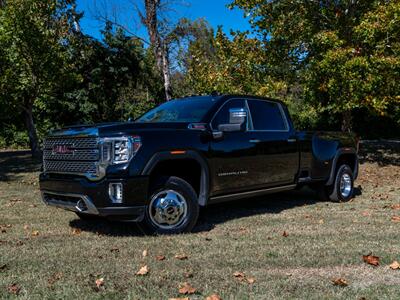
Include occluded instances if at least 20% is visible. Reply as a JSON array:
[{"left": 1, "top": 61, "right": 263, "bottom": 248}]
[
  {"left": 211, "top": 99, "right": 248, "bottom": 130},
  {"left": 248, "top": 100, "right": 287, "bottom": 131}
]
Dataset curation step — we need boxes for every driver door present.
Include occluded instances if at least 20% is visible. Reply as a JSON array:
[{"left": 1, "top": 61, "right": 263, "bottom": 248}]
[{"left": 208, "top": 99, "right": 260, "bottom": 196}]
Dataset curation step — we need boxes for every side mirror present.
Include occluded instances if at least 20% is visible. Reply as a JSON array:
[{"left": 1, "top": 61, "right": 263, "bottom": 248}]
[{"left": 217, "top": 108, "right": 247, "bottom": 133}]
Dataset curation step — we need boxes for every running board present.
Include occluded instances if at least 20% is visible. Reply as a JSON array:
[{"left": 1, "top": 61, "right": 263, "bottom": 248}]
[{"left": 209, "top": 184, "right": 297, "bottom": 204}]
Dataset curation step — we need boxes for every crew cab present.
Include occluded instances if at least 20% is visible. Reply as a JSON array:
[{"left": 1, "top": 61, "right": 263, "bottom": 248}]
[{"left": 39, "top": 94, "right": 359, "bottom": 234}]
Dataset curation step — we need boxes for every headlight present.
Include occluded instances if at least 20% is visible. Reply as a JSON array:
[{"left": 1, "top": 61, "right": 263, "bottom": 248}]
[{"left": 101, "top": 136, "right": 141, "bottom": 165}]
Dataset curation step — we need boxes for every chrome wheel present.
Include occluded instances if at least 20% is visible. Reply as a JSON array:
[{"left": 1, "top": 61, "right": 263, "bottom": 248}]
[
  {"left": 148, "top": 190, "right": 188, "bottom": 230},
  {"left": 339, "top": 173, "right": 352, "bottom": 198}
]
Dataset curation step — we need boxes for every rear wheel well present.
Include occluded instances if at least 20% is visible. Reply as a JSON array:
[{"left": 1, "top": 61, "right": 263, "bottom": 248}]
[
  {"left": 336, "top": 153, "right": 357, "bottom": 174},
  {"left": 148, "top": 159, "right": 202, "bottom": 197}
]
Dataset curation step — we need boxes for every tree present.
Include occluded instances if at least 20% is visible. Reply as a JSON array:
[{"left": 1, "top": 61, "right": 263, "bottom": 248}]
[
  {"left": 0, "top": 0, "right": 75, "bottom": 156},
  {"left": 231, "top": 0, "right": 400, "bottom": 131}
]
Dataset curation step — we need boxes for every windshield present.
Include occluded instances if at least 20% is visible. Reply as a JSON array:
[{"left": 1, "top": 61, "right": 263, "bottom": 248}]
[{"left": 136, "top": 96, "right": 216, "bottom": 123}]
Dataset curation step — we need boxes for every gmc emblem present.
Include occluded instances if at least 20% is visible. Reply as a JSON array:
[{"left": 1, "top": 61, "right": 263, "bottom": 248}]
[{"left": 52, "top": 145, "right": 74, "bottom": 155}]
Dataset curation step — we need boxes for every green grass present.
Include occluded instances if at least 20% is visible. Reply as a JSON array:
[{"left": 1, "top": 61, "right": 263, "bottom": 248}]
[{"left": 1, "top": 145, "right": 400, "bottom": 299}]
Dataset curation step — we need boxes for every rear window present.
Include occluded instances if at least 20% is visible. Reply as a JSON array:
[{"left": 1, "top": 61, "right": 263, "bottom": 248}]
[{"left": 248, "top": 100, "right": 287, "bottom": 131}]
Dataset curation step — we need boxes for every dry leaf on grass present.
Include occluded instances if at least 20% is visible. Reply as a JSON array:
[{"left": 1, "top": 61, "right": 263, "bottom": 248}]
[
  {"left": 233, "top": 271, "right": 255, "bottom": 284},
  {"left": 175, "top": 254, "right": 188, "bottom": 260},
  {"left": 332, "top": 278, "right": 348, "bottom": 286},
  {"left": 389, "top": 261, "right": 400, "bottom": 270},
  {"left": 155, "top": 255, "right": 166, "bottom": 261},
  {"left": 363, "top": 254, "right": 380, "bottom": 266},
  {"left": 233, "top": 271, "right": 245, "bottom": 280},
  {"left": 282, "top": 231, "right": 289, "bottom": 237},
  {"left": 391, "top": 216, "right": 400, "bottom": 222},
  {"left": 246, "top": 277, "right": 256, "bottom": 284},
  {"left": 48, "top": 272, "right": 63, "bottom": 286},
  {"left": 391, "top": 204, "right": 400, "bottom": 210},
  {"left": 206, "top": 294, "right": 222, "bottom": 300},
  {"left": 142, "top": 249, "right": 148, "bottom": 257},
  {"left": 136, "top": 265, "right": 149, "bottom": 276},
  {"left": 7, "top": 283, "right": 20, "bottom": 295},
  {"left": 23, "top": 225, "right": 29, "bottom": 230},
  {"left": 31, "top": 230, "right": 39, "bottom": 236},
  {"left": 71, "top": 228, "right": 81, "bottom": 235},
  {"left": 178, "top": 282, "right": 196, "bottom": 295},
  {"left": 95, "top": 278, "right": 104, "bottom": 288}
]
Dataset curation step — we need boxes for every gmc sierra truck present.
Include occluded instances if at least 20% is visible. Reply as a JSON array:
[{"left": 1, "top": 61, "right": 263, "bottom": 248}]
[{"left": 39, "top": 94, "right": 359, "bottom": 234}]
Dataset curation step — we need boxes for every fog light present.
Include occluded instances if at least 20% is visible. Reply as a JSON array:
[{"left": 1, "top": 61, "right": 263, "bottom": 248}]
[{"left": 109, "top": 183, "right": 123, "bottom": 204}]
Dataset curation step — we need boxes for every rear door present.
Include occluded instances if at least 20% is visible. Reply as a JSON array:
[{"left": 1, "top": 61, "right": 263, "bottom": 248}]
[{"left": 246, "top": 99, "right": 299, "bottom": 186}]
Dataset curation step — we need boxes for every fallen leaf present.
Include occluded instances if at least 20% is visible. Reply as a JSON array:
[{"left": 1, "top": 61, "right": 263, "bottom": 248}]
[
  {"left": 175, "top": 254, "right": 188, "bottom": 260},
  {"left": 206, "top": 294, "right": 222, "bottom": 300},
  {"left": 246, "top": 277, "right": 256, "bottom": 284},
  {"left": 142, "top": 249, "right": 148, "bottom": 257},
  {"left": 155, "top": 255, "right": 166, "bottom": 261},
  {"left": 72, "top": 228, "right": 81, "bottom": 235},
  {"left": 7, "top": 283, "right": 20, "bottom": 295},
  {"left": 23, "top": 225, "right": 29, "bottom": 230},
  {"left": 282, "top": 231, "right": 289, "bottom": 237},
  {"left": 31, "top": 230, "right": 39, "bottom": 236},
  {"left": 389, "top": 261, "right": 400, "bottom": 270},
  {"left": 136, "top": 265, "right": 149, "bottom": 276},
  {"left": 391, "top": 216, "right": 400, "bottom": 222},
  {"left": 318, "top": 219, "right": 324, "bottom": 224},
  {"left": 178, "top": 282, "right": 196, "bottom": 295},
  {"left": 233, "top": 271, "right": 245, "bottom": 281},
  {"left": 391, "top": 204, "right": 400, "bottom": 210},
  {"left": 110, "top": 247, "right": 119, "bottom": 253},
  {"left": 363, "top": 254, "right": 380, "bottom": 266},
  {"left": 332, "top": 278, "right": 348, "bottom": 287},
  {"left": 95, "top": 278, "right": 104, "bottom": 288},
  {"left": 48, "top": 272, "right": 63, "bottom": 286}
]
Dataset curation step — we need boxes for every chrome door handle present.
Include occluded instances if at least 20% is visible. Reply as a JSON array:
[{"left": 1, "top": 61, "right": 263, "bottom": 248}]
[
  {"left": 287, "top": 138, "right": 297, "bottom": 143},
  {"left": 249, "top": 139, "right": 261, "bottom": 143}
]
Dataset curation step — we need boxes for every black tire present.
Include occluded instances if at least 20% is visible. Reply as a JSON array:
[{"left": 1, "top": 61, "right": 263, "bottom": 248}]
[
  {"left": 318, "top": 164, "right": 354, "bottom": 202},
  {"left": 141, "top": 176, "right": 199, "bottom": 234}
]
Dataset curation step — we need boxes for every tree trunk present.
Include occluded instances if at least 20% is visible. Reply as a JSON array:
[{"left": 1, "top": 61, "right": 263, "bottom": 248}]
[
  {"left": 23, "top": 106, "right": 41, "bottom": 158},
  {"left": 161, "top": 43, "right": 172, "bottom": 100},
  {"left": 341, "top": 110, "right": 352, "bottom": 132},
  {"left": 142, "top": 0, "right": 172, "bottom": 101}
]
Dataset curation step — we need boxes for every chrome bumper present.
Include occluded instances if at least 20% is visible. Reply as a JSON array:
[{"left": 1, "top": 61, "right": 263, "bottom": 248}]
[{"left": 41, "top": 190, "right": 99, "bottom": 215}]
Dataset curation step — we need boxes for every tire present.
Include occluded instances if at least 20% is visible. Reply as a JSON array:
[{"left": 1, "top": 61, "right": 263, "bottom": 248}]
[
  {"left": 318, "top": 164, "right": 354, "bottom": 202},
  {"left": 141, "top": 176, "right": 199, "bottom": 234}
]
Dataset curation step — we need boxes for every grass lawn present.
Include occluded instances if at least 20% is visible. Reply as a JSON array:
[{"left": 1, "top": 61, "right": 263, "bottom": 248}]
[{"left": 1, "top": 142, "right": 399, "bottom": 299}]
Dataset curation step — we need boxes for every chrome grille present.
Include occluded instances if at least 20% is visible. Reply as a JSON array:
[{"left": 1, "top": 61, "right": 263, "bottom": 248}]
[
  {"left": 43, "top": 137, "right": 98, "bottom": 149},
  {"left": 43, "top": 136, "right": 100, "bottom": 179},
  {"left": 43, "top": 149, "right": 99, "bottom": 161}
]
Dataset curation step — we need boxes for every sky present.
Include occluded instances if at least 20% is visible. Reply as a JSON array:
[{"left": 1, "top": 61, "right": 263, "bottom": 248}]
[{"left": 76, "top": 0, "right": 252, "bottom": 41}]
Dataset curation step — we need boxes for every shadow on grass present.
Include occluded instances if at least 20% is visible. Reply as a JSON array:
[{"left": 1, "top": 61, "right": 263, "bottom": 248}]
[
  {"left": 0, "top": 150, "right": 42, "bottom": 181},
  {"left": 69, "top": 187, "right": 361, "bottom": 236},
  {"left": 359, "top": 140, "right": 400, "bottom": 166}
]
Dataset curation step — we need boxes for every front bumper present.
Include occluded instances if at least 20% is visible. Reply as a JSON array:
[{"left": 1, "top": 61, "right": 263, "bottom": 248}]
[{"left": 39, "top": 173, "right": 149, "bottom": 221}]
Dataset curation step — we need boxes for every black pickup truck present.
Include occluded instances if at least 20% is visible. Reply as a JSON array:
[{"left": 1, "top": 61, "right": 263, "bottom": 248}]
[{"left": 39, "top": 94, "right": 359, "bottom": 234}]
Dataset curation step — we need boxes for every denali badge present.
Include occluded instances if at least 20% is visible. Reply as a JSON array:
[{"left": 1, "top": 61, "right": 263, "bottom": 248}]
[{"left": 52, "top": 145, "right": 74, "bottom": 155}]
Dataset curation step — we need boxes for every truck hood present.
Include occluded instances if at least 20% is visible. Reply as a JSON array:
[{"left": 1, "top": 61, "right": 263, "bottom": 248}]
[{"left": 50, "top": 122, "right": 192, "bottom": 137}]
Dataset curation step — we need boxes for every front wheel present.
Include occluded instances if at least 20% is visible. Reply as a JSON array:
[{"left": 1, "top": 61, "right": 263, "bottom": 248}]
[
  {"left": 141, "top": 176, "right": 199, "bottom": 234},
  {"left": 318, "top": 164, "right": 354, "bottom": 202}
]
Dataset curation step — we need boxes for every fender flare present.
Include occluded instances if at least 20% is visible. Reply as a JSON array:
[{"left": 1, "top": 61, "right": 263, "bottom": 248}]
[
  {"left": 325, "top": 148, "right": 359, "bottom": 186},
  {"left": 141, "top": 150, "right": 210, "bottom": 206}
]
